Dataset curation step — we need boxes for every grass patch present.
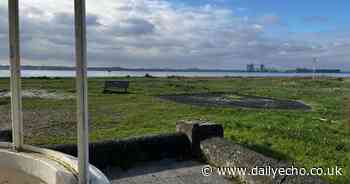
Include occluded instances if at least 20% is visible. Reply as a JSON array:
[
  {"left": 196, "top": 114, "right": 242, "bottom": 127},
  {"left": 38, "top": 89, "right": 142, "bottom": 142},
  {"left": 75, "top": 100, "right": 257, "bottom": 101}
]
[
  {"left": 0, "top": 77, "right": 348, "bottom": 183},
  {"left": 225, "top": 94, "right": 243, "bottom": 100}
]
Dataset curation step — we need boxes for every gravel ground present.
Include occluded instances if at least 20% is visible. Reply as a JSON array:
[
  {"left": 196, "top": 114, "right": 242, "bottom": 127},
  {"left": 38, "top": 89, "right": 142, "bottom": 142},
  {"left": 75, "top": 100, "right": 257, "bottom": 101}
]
[
  {"left": 0, "top": 89, "right": 74, "bottom": 100},
  {"left": 104, "top": 159, "right": 237, "bottom": 184},
  {"left": 0, "top": 90, "right": 77, "bottom": 141},
  {"left": 0, "top": 107, "right": 77, "bottom": 139}
]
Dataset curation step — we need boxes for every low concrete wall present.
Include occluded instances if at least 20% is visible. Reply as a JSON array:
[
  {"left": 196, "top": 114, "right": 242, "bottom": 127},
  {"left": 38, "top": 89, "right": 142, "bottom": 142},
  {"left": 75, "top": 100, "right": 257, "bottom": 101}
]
[
  {"left": 0, "top": 129, "right": 192, "bottom": 169},
  {"left": 0, "top": 148, "right": 77, "bottom": 184},
  {"left": 45, "top": 133, "right": 192, "bottom": 169},
  {"left": 200, "top": 138, "right": 328, "bottom": 184},
  {"left": 0, "top": 143, "right": 111, "bottom": 184},
  {"left": 176, "top": 121, "right": 329, "bottom": 184}
]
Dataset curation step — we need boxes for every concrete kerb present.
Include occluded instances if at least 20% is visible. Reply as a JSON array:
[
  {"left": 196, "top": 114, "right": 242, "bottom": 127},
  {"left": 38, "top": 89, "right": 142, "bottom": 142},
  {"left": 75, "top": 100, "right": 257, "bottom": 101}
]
[
  {"left": 0, "top": 142, "right": 110, "bottom": 184},
  {"left": 176, "top": 120, "right": 329, "bottom": 184}
]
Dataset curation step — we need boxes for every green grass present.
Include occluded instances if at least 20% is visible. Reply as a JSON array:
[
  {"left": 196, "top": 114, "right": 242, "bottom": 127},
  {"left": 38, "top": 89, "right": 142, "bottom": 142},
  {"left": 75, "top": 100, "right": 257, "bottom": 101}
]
[
  {"left": 225, "top": 94, "right": 243, "bottom": 100},
  {"left": 0, "top": 76, "right": 349, "bottom": 183}
]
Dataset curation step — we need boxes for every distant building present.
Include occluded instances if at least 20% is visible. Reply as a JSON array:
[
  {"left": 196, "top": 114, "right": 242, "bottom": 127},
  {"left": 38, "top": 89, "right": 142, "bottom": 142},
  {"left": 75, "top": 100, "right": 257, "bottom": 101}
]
[
  {"left": 246, "top": 64, "right": 255, "bottom": 72},
  {"left": 260, "top": 64, "right": 265, "bottom": 72}
]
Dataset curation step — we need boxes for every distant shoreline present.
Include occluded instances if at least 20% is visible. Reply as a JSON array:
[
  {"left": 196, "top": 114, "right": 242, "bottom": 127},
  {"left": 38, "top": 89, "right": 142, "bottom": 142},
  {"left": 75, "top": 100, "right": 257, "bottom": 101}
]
[
  {"left": 0, "top": 70, "right": 349, "bottom": 78},
  {"left": 0, "top": 66, "right": 347, "bottom": 74}
]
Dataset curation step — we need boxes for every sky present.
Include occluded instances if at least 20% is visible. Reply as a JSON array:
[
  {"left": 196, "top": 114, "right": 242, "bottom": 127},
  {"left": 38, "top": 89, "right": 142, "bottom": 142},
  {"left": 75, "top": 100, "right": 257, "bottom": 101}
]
[{"left": 0, "top": 0, "right": 349, "bottom": 70}]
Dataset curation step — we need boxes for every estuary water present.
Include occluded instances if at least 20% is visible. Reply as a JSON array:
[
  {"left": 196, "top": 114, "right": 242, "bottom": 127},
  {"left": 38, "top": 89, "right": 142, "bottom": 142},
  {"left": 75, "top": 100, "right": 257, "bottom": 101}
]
[{"left": 0, "top": 70, "right": 349, "bottom": 78}]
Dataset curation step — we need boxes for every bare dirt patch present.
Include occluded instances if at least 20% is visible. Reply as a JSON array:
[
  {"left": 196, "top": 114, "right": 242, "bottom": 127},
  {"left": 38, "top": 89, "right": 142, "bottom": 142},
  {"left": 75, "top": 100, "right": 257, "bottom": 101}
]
[
  {"left": 0, "top": 89, "right": 77, "bottom": 139},
  {"left": 0, "top": 106, "right": 122, "bottom": 143},
  {"left": 0, "top": 89, "right": 74, "bottom": 100},
  {"left": 160, "top": 92, "right": 311, "bottom": 110},
  {"left": 0, "top": 108, "right": 77, "bottom": 138}
]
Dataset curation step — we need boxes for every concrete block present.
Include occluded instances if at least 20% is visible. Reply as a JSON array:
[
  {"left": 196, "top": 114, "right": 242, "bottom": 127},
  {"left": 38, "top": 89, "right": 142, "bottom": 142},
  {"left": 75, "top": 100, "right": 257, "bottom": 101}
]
[
  {"left": 176, "top": 120, "right": 224, "bottom": 157},
  {"left": 199, "top": 138, "right": 329, "bottom": 184}
]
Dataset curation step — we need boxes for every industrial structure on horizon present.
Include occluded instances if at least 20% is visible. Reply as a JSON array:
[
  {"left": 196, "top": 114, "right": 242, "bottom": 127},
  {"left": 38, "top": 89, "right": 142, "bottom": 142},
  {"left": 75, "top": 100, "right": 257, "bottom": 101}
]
[
  {"left": 246, "top": 64, "right": 275, "bottom": 72},
  {"left": 246, "top": 63, "right": 341, "bottom": 73}
]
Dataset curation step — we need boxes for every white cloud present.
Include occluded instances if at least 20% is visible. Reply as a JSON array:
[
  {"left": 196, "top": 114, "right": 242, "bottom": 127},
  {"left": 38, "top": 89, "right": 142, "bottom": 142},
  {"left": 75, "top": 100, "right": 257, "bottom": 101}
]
[{"left": 0, "top": 0, "right": 348, "bottom": 70}]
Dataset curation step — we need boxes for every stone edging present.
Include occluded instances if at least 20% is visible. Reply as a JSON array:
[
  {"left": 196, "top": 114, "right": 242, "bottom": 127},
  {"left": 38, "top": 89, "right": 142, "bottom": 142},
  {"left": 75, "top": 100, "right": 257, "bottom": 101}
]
[
  {"left": 176, "top": 120, "right": 329, "bottom": 184},
  {"left": 200, "top": 138, "right": 328, "bottom": 184}
]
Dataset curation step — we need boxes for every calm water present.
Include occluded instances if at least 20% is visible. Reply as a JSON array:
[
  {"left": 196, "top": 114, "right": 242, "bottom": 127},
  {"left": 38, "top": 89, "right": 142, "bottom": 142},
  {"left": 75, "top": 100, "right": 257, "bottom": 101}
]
[{"left": 0, "top": 70, "right": 349, "bottom": 78}]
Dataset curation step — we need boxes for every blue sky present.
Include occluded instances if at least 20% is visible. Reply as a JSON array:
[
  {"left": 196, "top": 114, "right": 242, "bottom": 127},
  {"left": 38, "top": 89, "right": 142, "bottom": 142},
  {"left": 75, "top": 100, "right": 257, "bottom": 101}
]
[
  {"left": 176, "top": 0, "right": 350, "bottom": 32},
  {"left": 0, "top": 0, "right": 349, "bottom": 70}
]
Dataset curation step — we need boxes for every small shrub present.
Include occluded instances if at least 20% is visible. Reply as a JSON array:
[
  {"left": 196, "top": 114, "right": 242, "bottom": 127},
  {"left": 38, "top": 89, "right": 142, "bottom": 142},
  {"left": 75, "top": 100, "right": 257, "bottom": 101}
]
[{"left": 144, "top": 73, "right": 154, "bottom": 78}]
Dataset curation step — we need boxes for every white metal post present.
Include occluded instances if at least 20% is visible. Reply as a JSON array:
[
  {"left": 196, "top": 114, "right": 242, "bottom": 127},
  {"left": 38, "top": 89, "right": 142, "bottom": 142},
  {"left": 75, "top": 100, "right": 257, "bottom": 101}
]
[
  {"left": 8, "top": 0, "right": 23, "bottom": 150},
  {"left": 74, "top": 0, "right": 90, "bottom": 183}
]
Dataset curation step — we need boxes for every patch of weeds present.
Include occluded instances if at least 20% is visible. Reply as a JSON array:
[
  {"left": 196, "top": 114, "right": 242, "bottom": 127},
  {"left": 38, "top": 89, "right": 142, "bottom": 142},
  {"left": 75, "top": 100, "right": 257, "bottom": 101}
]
[{"left": 225, "top": 94, "right": 243, "bottom": 100}]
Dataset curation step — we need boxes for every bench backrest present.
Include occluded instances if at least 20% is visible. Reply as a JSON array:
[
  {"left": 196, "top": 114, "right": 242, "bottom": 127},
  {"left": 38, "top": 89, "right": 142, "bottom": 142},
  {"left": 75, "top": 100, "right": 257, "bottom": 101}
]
[{"left": 105, "top": 81, "right": 129, "bottom": 89}]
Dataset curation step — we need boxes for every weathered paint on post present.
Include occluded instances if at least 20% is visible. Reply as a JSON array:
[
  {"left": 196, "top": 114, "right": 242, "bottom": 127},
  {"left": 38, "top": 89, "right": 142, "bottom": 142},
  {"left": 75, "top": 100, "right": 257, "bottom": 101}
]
[
  {"left": 8, "top": 0, "right": 23, "bottom": 150},
  {"left": 74, "top": 0, "right": 90, "bottom": 183}
]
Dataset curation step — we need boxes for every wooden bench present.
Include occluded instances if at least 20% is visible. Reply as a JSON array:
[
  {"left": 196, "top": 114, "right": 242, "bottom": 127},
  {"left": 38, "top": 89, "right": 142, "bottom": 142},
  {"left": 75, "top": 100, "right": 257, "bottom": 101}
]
[{"left": 103, "top": 81, "right": 129, "bottom": 93}]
